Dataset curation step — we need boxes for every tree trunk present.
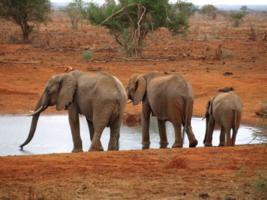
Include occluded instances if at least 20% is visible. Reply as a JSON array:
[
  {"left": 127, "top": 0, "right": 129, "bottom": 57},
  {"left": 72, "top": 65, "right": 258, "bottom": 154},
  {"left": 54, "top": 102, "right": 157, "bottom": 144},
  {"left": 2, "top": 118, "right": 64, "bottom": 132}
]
[{"left": 20, "top": 20, "right": 33, "bottom": 43}]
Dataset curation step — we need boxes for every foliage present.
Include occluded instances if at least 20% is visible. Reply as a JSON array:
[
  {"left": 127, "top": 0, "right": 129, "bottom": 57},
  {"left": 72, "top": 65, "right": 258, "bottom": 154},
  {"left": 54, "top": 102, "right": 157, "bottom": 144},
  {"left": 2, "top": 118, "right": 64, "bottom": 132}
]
[
  {"left": 64, "top": 0, "right": 86, "bottom": 29},
  {"left": 240, "top": 5, "right": 248, "bottom": 13},
  {"left": 87, "top": 0, "right": 196, "bottom": 57},
  {"left": 82, "top": 50, "right": 93, "bottom": 60},
  {"left": 0, "top": 0, "right": 51, "bottom": 42},
  {"left": 230, "top": 10, "right": 246, "bottom": 27},
  {"left": 200, "top": 4, "right": 218, "bottom": 19},
  {"left": 166, "top": 1, "right": 197, "bottom": 34}
]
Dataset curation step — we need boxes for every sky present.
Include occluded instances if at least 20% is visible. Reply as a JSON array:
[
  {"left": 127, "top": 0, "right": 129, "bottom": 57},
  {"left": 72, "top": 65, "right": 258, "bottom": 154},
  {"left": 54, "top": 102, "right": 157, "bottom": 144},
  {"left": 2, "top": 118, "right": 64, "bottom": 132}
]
[{"left": 51, "top": 0, "right": 267, "bottom": 5}]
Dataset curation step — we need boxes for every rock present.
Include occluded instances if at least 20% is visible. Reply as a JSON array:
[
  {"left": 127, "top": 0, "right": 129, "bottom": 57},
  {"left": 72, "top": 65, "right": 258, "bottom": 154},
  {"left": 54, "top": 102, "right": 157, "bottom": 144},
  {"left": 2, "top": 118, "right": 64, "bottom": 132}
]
[
  {"left": 255, "top": 103, "right": 267, "bottom": 118},
  {"left": 199, "top": 192, "right": 209, "bottom": 199},
  {"left": 218, "top": 87, "right": 234, "bottom": 93},
  {"left": 223, "top": 71, "right": 233, "bottom": 76}
]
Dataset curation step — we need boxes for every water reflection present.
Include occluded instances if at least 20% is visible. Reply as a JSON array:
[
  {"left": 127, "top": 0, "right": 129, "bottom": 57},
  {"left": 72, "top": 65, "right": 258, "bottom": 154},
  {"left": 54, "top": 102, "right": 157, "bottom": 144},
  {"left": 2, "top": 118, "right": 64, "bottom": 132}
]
[{"left": 0, "top": 115, "right": 264, "bottom": 156}]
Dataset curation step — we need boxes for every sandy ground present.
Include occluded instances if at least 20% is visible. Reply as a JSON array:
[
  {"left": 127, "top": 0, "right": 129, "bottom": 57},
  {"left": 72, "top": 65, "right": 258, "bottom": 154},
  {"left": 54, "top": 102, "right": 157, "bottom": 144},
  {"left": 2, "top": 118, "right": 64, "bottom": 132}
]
[{"left": 0, "top": 11, "right": 267, "bottom": 199}]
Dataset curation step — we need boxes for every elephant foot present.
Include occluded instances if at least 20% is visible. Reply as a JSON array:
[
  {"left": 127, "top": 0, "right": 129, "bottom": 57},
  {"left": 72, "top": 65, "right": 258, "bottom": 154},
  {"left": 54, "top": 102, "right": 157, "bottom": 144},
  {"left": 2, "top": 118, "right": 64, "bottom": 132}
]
[
  {"left": 172, "top": 142, "right": 183, "bottom": 148},
  {"left": 89, "top": 142, "right": 104, "bottom": 151},
  {"left": 189, "top": 139, "right": 198, "bottom": 148},
  {"left": 160, "top": 141, "right": 168, "bottom": 149},
  {"left": 108, "top": 145, "right": 119, "bottom": 151},
  {"left": 219, "top": 143, "right": 225, "bottom": 147},
  {"left": 142, "top": 141, "right": 150, "bottom": 150},
  {"left": 204, "top": 143, "right": 212, "bottom": 147},
  {"left": 72, "top": 148, "right": 83, "bottom": 153}
]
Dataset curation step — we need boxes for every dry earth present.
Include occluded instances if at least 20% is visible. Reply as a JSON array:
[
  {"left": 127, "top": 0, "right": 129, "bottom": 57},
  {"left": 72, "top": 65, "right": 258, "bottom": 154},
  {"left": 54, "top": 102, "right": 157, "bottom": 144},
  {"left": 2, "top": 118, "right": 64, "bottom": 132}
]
[{"left": 0, "top": 11, "right": 267, "bottom": 200}]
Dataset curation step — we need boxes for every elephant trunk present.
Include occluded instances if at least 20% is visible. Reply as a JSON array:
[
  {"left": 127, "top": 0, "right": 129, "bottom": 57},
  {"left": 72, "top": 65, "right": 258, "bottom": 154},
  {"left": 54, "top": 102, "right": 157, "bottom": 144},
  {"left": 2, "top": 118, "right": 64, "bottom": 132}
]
[{"left": 20, "top": 93, "right": 49, "bottom": 150}]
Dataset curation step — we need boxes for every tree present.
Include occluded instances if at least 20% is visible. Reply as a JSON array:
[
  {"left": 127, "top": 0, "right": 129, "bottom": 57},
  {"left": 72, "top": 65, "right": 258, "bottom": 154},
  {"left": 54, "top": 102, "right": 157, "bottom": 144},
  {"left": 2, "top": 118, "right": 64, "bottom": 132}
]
[
  {"left": 240, "top": 5, "right": 248, "bottom": 13},
  {"left": 200, "top": 4, "right": 218, "bottom": 19},
  {"left": 0, "top": 0, "right": 51, "bottom": 42},
  {"left": 87, "top": 0, "right": 196, "bottom": 57},
  {"left": 230, "top": 11, "right": 246, "bottom": 27},
  {"left": 64, "top": 0, "right": 86, "bottom": 29}
]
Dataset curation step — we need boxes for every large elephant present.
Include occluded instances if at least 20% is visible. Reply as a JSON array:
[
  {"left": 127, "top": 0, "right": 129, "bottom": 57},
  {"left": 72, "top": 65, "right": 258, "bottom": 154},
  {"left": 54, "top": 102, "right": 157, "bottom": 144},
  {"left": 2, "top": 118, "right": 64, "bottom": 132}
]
[
  {"left": 20, "top": 70, "right": 127, "bottom": 152},
  {"left": 203, "top": 90, "right": 242, "bottom": 146},
  {"left": 126, "top": 72, "right": 198, "bottom": 149}
]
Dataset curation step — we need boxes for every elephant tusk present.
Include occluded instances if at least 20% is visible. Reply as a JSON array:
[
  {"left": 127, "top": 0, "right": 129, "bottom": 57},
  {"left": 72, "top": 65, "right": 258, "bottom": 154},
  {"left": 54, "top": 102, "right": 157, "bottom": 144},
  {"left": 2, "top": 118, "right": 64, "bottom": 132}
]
[
  {"left": 127, "top": 100, "right": 132, "bottom": 104},
  {"left": 26, "top": 106, "right": 44, "bottom": 116}
]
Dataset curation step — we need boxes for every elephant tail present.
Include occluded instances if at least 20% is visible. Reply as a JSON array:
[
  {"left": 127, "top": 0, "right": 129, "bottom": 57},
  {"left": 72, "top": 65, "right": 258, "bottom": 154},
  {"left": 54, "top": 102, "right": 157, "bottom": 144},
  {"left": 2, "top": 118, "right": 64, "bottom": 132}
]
[{"left": 182, "top": 97, "right": 192, "bottom": 145}]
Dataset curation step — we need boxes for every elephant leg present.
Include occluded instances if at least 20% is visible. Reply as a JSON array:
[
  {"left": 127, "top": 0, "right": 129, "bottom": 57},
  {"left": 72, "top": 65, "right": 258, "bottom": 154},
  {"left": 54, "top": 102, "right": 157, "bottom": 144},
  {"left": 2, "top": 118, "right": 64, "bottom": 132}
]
[
  {"left": 68, "top": 105, "right": 82, "bottom": 153},
  {"left": 86, "top": 119, "right": 94, "bottom": 141},
  {"left": 219, "top": 127, "right": 225, "bottom": 146},
  {"left": 158, "top": 119, "right": 168, "bottom": 148},
  {"left": 186, "top": 125, "right": 198, "bottom": 147},
  {"left": 141, "top": 100, "right": 151, "bottom": 149},
  {"left": 204, "top": 120, "right": 215, "bottom": 147},
  {"left": 172, "top": 123, "right": 182, "bottom": 148},
  {"left": 108, "top": 118, "right": 121, "bottom": 151},
  {"left": 89, "top": 124, "right": 105, "bottom": 151},
  {"left": 231, "top": 128, "right": 238, "bottom": 146},
  {"left": 225, "top": 128, "right": 232, "bottom": 146}
]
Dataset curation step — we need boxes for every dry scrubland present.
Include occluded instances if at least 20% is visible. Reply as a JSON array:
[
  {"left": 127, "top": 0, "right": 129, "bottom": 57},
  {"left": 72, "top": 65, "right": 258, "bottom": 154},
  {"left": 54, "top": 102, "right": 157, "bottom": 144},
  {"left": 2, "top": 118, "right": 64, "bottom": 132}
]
[{"left": 0, "top": 11, "right": 267, "bottom": 200}]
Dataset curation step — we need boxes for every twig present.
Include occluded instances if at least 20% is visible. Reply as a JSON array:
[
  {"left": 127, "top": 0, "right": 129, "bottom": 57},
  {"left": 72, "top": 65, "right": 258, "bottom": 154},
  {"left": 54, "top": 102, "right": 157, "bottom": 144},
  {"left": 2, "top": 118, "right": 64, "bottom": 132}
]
[{"left": 101, "top": 3, "right": 138, "bottom": 25}]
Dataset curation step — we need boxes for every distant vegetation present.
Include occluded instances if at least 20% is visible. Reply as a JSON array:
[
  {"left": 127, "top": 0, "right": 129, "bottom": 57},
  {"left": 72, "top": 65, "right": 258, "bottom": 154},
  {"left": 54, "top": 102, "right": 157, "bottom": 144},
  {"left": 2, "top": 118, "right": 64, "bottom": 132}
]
[
  {"left": 0, "top": 0, "right": 51, "bottom": 42},
  {"left": 229, "top": 6, "right": 248, "bottom": 27},
  {"left": 200, "top": 4, "right": 218, "bottom": 20},
  {"left": 63, "top": 0, "right": 86, "bottom": 30},
  {"left": 86, "top": 0, "right": 197, "bottom": 57}
]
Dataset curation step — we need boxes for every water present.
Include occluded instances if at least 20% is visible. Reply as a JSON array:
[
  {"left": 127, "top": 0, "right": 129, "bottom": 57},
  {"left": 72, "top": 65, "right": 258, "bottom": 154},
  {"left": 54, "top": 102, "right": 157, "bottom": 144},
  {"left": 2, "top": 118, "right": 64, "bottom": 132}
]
[{"left": 0, "top": 115, "right": 264, "bottom": 156}]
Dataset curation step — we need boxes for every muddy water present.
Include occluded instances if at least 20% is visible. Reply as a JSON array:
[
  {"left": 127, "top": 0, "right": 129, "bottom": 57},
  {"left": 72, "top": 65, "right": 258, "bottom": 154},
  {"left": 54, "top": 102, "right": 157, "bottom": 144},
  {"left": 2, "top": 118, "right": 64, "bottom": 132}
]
[{"left": 0, "top": 115, "right": 264, "bottom": 156}]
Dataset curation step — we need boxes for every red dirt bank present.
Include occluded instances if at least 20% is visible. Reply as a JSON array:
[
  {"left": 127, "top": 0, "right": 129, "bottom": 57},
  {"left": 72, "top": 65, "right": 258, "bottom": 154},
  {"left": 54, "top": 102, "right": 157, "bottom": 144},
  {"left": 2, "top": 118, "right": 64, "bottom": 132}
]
[{"left": 0, "top": 145, "right": 266, "bottom": 200}]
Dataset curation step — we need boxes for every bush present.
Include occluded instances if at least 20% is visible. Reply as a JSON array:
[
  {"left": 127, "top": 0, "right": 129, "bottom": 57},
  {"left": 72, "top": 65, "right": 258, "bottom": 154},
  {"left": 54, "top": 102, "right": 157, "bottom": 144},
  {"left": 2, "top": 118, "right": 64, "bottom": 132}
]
[
  {"left": 82, "top": 50, "right": 93, "bottom": 60},
  {"left": 200, "top": 4, "right": 218, "bottom": 19}
]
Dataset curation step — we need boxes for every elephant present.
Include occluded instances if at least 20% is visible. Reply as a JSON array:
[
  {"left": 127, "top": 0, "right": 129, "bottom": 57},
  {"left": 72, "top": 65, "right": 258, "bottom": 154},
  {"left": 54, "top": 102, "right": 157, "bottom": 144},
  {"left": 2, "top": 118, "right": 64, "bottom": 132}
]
[
  {"left": 126, "top": 72, "right": 198, "bottom": 149},
  {"left": 203, "top": 90, "right": 242, "bottom": 147},
  {"left": 20, "top": 70, "right": 127, "bottom": 152}
]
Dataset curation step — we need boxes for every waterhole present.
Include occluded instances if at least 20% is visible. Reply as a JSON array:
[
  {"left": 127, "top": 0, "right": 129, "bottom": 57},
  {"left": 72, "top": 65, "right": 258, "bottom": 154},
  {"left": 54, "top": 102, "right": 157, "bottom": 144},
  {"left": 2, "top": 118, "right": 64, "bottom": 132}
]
[{"left": 0, "top": 115, "right": 264, "bottom": 156}]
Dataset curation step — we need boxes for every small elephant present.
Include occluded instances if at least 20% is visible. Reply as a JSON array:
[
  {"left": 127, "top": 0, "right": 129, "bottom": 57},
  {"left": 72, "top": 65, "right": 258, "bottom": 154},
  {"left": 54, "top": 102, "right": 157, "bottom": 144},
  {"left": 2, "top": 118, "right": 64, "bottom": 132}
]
[
  {"left": 126, "top": 72, "right": 198, "bottom": 149},
  {"left": 203, "top": 90, "right": 242, "bottom": 147},
  {"left": 20, "top": 70, "right": 127, "bottom": 152}
]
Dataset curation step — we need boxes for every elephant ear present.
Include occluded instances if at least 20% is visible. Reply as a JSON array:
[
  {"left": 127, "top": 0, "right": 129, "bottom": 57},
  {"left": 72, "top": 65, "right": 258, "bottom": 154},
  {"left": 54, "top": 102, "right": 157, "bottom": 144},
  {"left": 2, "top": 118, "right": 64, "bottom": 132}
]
[
  {"left": 133, "top": 76, "right": 146, "bottom": 105},
  {"left": 56, "top": 74, "right": 77, "bottom": 111}
]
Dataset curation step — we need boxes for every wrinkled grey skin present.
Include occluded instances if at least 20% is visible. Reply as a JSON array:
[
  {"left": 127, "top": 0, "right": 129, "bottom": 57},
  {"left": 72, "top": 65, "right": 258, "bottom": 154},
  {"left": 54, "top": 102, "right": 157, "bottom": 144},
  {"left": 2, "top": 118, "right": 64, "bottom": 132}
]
[
  {"left": 204, "top": 91, "right": 242, "bottom": 147},
  {"left": 20, "top": 70, "right": 127, "bottom": 152},
  {"left": 126, "top": 72, "right": 198, "bottom": 149}
]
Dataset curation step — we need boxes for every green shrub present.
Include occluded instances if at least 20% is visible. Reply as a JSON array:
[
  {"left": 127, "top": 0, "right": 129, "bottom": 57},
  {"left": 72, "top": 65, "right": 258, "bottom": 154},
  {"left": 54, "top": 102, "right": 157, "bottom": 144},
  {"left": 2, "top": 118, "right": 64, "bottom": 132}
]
[{"left": 82, "top": 50, "right": 93, "bottom": 61}]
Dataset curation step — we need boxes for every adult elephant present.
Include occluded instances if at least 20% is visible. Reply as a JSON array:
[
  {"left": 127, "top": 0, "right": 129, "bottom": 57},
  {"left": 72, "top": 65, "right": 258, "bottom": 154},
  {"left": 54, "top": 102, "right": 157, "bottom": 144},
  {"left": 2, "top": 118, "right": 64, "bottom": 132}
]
[
  {"left": 126, "top": 72, "right": 198, "bottom": 149},
  {"left": 203, "top": 90, "right": 242, "bottom": 146},
  {"left": 20, "top": 70, "right": 127, "bottom": 152}
]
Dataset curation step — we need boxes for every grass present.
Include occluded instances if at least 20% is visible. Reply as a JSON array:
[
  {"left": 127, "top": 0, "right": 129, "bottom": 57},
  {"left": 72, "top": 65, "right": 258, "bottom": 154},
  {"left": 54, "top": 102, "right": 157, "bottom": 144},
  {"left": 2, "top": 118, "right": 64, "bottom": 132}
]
[{"left": 254, "top": 175, "right": 267, "bottom": 194}]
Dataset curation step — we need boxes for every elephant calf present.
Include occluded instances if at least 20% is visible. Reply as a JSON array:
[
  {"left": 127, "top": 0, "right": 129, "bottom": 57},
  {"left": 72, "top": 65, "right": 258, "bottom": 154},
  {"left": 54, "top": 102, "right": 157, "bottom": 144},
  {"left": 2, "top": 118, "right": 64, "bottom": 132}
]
[
  {"left": 20, "top": 70, "right": 127, "bottom": 152},
  {"left": 204, "top": 90, "right": 243, "bottom": 146},
  {"left": 126, "top": 72, "right": 198, "bottom": 149}
]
